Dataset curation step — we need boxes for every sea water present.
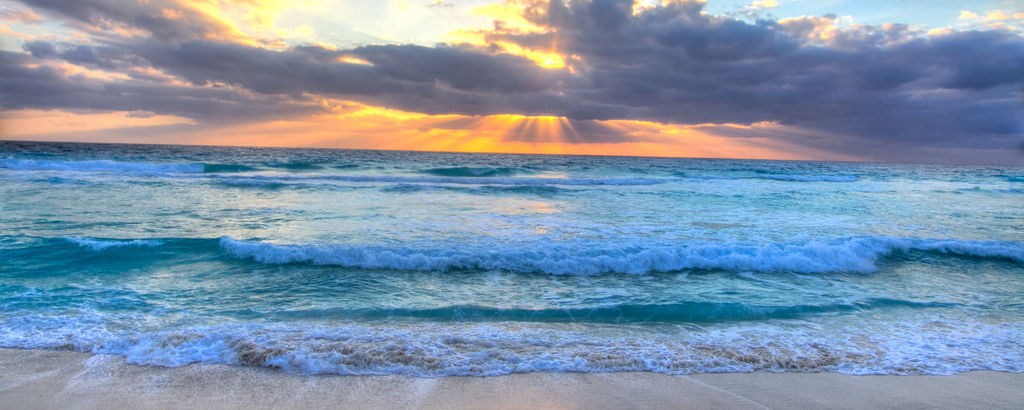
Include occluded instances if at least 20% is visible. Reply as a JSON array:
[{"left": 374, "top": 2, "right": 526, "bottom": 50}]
[{"left": 1, "top": 140, "right": 1022, "bottom": 376}]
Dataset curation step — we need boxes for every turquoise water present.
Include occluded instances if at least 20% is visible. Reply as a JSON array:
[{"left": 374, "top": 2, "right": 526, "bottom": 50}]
[{"left": 1, "top": 141, "right": 1022, "bottom": 375}]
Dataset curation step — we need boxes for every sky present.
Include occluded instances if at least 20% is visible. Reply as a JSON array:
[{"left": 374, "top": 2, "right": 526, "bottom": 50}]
[{"left": 1, "top": 0, "right": 1022, "bottom": 165}]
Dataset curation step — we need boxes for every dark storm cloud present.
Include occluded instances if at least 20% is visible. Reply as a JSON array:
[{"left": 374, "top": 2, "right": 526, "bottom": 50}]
[
  {"left": 3, "top": 0, "right": 1023, "bottom": 163},
  {"left": 24, "top": 40, "right": 140, "bottom": 70},
  {"left": 0, "top": 50, "right": 319, "bottom": 122},
  {"left": 134, "top": 41, "right": 567, "bottom": 96},
  {"left": 353, "top": 44, "right": 566, "bottom": 94},
  {"left": 494, "top": 1, "right": 1024, "bottom": 157},
  {"left": 8, "top": 37, "right": 573, "bottom": 117}
]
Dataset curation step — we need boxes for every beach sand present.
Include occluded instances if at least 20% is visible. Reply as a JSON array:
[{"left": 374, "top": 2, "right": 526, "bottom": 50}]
[{"left": 1, "top": 348, "right": 1020, "bottom": 409}]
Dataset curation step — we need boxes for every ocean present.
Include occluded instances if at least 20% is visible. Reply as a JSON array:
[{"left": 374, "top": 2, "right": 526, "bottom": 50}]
[{"left": 1, "top": 140, "right": 1022, "bottom": 376}]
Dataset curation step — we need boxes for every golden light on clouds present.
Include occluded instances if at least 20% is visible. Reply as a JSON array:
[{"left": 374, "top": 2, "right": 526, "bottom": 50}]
[
  {"left": 43, "top": 61, "right": 132, "bottom": 82},
  {"left": 2, "top": 110, "right": 195, "bottom": 136},
  {"left": 336, "top": 55, "right": 374, "bottom": 66},
  {"left": 175, "top": 0, "right": 323, "bottom": 46},
  {"left": 442, "top": 1, "right": 566, "bottom": 69},
  {"left": 470, "top": 1, "right": 544, "bottom": 33},
  {"left": 442, "top": 30, "right": 565, "bottom": 69},
  {"left": 497, "top": 42, "right": 566, "bottom": 68},
  {"left": 3, "top": 101, "right": 855, "bottom": 162},
  {"left": 183, "top": 1, "right": 253, "bottom": 42}
]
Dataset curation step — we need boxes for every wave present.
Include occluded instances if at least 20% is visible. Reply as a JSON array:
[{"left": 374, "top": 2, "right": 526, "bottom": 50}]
[
  {"left": 202, "top": 174, "right": 665, "bottom": 187},
  {"left": 204, "top": 163, "right": 341, "bottom": 173},
  {"left": 0, "top": 158, "right": 204, "bottom": 173},
  {"left": 762, "top": 175, "right": 858, "bottom": 182},
  {"left": 219, "top": 236, "right": 1024, "bottom": 275},
  {"left": 17, "top": 235, "right": 1023, "bottom": 275},
  {"left": 421, "top": 167, "right": 521, "bottom": 177},
  {"left": 62, "top": 236, "right": 166, "bottom": 252},
  {"left": 2, "top": 159, "right": 662, "bottom": 187},
  {"left": 941, "top": 186, "right": 1024, "bottom": 196},
  {"left": 202, "top": 164, "right": 258, "bottom": 173},
  {"left": 272, "top": 299, "right": 955, "bottom": 323},
  {"left": 676, "top": 173, "right": 857, "bottom": 182},
  {"left": 264, "top": 163, "right": 324, "bottom": 171},
  {"left": 995, "top": 174, "right": 1024, "bottom": 183},
  {"left": 331, "top": 175, "right": 665, "bottom": 186},
  {"left": 217, "top": 179, "right": 291, "bottom": 190},
  {"left": 19, "top": 235, "right": 1022, "bottom": 275},
  {"left": 379, "top": 183, "right": 569, "bottom": 196},
  {"left": 4, "top": 318, "right": 1020, "bottom": 376}
]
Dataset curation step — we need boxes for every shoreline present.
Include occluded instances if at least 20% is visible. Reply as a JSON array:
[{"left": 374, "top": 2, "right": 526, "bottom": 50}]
[{"left": 2, "top": 348, "right": 1021, "bottom": 409}]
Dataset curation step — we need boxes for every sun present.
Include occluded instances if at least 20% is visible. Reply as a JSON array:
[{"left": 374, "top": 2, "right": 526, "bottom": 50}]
[{"left": 532, "top": 53, "right": 565, "bottom": 69}]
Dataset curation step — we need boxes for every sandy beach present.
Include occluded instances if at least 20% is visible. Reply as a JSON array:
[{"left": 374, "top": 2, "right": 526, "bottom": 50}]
[{"left": 1, "top": 348, "right": 1020, "bottom": 410}]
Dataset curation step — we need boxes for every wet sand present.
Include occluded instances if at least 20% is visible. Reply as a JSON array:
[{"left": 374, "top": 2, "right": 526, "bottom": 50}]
[{"left": 1, "top": 348, "right": 1021, "bottom": 409}]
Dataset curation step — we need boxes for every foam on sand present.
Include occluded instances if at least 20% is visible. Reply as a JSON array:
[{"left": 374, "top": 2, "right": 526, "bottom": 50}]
[{"left": 1, "top": 349, "right": 1022, "bottom": 410}]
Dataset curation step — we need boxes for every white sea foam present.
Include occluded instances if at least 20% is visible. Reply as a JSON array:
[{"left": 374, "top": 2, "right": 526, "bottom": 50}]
[
  {"left": 0, "top": 313, "right": 117, "bottom": 351},
  {"left": 762, "top": 175, "right": 858, "bottom": 182},
  {"left": 63, "top": 237, "right": 166, "bottom": 251},
  {"left": 679, "top": 174, "right": 858, "bottom": 182},
  {"left": 205, "top": 174, "right": 666, "bottom": 186},
  {"left": 218, "top": 236, "right": 1024, "bottom": 275},
  {"left": 2, "top": 317, "right": 1020, "bottom": 376},
  {"left": 0, "top": 158, "right": 204, "bottom": 173}
]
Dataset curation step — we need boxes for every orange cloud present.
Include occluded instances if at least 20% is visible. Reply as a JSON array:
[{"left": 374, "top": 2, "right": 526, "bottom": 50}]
[
  {"left": 444, "top": 1, "right": 567, "bottom": 69},
  {"left": 2, "top": 109, "right": 194, "bottom": 137}
]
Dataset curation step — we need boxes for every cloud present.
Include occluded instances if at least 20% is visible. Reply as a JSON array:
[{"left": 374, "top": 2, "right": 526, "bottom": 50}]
[
  {"left": 10, "top": 28, "right": 579, "bottom": 112},
  {"left": 0, "top": 5, "right": 42, "bottom": 23},
  {"left": 748, "top": 0, "right": 778, "bottom": 11},
  {"left": 958, "top": 11, "right": 979, "bottom": 20},
  {"left": 471, "top": 1, "right": 1024, "bottom": 156},
  {"left": 2, "top": 0, "right": 1023, "bottom": 164},
  {"left": 0, "top": 49, "right": 324, "bottom": 123},
  {"left": 986, "top": 11, "right": 1010, "bottom": 21},
  {"left": 17, "top": 0, "right": 244, "bottom": 42}
]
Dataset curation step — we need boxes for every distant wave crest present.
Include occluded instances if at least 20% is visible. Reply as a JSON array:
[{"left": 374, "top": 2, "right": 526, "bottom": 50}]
[
  {"left": 1, "top": 158, "right": 203, "bottom": 173},
  {"left": 208, "top": 174, "right": 666, "bottom": 187},
  {"left": 676, "top": 172, "right": 858, "bottom": 182},
  {"left": 762, "top": 175, "right": 858, "bottom": 182},
  {"left": 421, "top": 167, "right": 522, "bottom": 177}
]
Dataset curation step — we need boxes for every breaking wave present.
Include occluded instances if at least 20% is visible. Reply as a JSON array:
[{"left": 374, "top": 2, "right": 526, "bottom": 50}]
[
  {"left": 62, "top": 236, "right": 166, "bottom": 252},
  {"left": 219, "top": 236, "right": 1024, "bottom": 275}
]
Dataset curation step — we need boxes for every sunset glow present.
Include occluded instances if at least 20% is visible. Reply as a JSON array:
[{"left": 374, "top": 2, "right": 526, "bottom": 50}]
[{"left": 1, "top": 0, "right": 1022, "bottom": 164}]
